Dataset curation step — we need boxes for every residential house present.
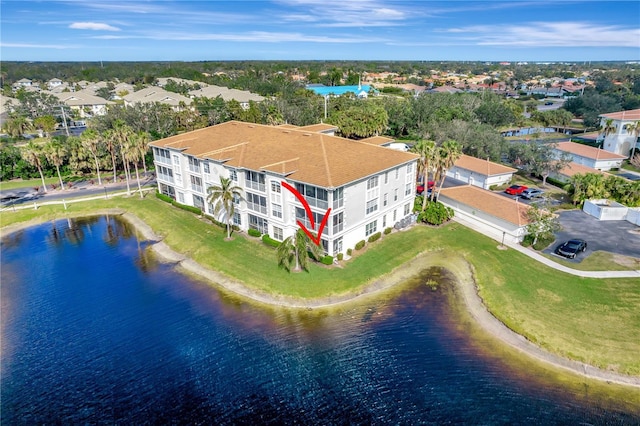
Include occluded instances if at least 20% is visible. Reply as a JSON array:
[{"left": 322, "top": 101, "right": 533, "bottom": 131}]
[
  {"left": 47, "top": 78, "right": 64, "bottom": 90},
  {"left": 51, "top": 90, "right": 112, "bottom": 117},
  {"left": 446, "top": 154, "right": 517, "bottom": 189},
  {"left": 551, "top": 161, "right": 608, "bottom": 184},
  {"left": 554, "top": 141, "right": 626, "bottom": 171},
  {"left": 188, "top": 85, "right": 264, "bottom": 109},
  {"left": 149, "top": 121, "right": 419, "bottom": 256},
  {"left": 123, "top": 87, "right": 192, "bottom": 110},
  {"left": 438, "top": 185, "right": 532, "bottom": 244},
  {"left": 597, "top": 108, "right": 640, "bottom": 157}
]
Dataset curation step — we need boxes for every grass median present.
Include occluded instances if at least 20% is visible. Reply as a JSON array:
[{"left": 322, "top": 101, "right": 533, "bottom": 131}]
[{"left": 1, "top": 194, "right": 639, "bottom": 376}]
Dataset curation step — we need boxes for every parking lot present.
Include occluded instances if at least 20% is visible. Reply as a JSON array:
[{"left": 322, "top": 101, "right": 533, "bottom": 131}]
[{"left": 543, "top": 209, "right": 640, "bottom": 261}]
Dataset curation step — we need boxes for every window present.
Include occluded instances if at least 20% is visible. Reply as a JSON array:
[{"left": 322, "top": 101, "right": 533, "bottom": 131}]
[
  {"left": 404, "top": 203, "right": 411, "bottom": 216},
  {"left": 193, "top": 195, "right": 205, "bottom": 210},
  {"left": 273, "top": 226, "right": 283, "bottom": 241},
  {"left": 157, "top": 165, "right": 174, "bottom": 183},
  {"left": 394, "top": 188, "right": 398, "bottom": 201},
  {"left": 365, "top": 221, "right": 377, "bottom": 237},
  {"left": 384, "top": 172, "right": 388, "bottom": 184},
  {"left": 173, "top": 155, "right": 180, "bottom": 166},
  {"left": 383, "top": 193, "right": 388, "bottom": 207},
  {"left": 333, "top": 237, "right": 343, "bottom": 255},
  {"left": 190, "top": 175, "right": 203, "bottom": 193},
  {"left": 393, "top": 210, "right": 397, "bottom": 222},
  {"left": 332, "top": 187, "right": 344, "bottom": 209},
  {"left": 153, "top": 147, "right": 171, "bottom": 164},
  {"left": 246, "top": 192, "right": 267, "bottom": 214},
  {"left": 233, "top": 212, "right": 241, "bottom": 226},
  {"left": 229, "top": 169, "right": 238, "bottom": 182},
  {"left": 332, "top": 211, "right": 344, "bottom": 234},
  {"left": 248, "top": 215, "right": 268, "bottom": 234},
  {"left": 159, "top": 183, "right": 175, "bottom": 199},
  {"left": 295, "top": 183, "right": 328, "bottom": 209},
  {"left": 203, "top": 162, "right": 210, "bottom": 174},
  {"left": 271, "top": 181, "right": 281, "bottom": 193},
  {"left": 188, "top": 156, "right": 200, "bottom": 173},
  {"left": 296, "top": 207, "right": 328, "bottom": 235},
  {"left": 407, "top": 163, "right": 413, "bottom": 174},
  {"left": 272, "top": 204, "right": 282, "bottom": 219},
  {"left": 395, "top": 168, "right": 399, "bottom": 179},
  {"left": 246, "top": 171, "right": 266, "bottom": 192},
  {"left": 382, "top": 215, "right": 386, "bottom": 228},
  {"left": 366, "top": 199, "right": 378, "bottom": 215},
  {"left": 366, "top": 176, "right": 379, "bottom": 190},
  {"left": 175, "top": 172, "right": 183, "bottom": 186},
  {"left": 177, "top": 192, "right": 185, "bottom": 203},
  {"left": 405, "top": 182, "right": 412, "bottom": 196}
]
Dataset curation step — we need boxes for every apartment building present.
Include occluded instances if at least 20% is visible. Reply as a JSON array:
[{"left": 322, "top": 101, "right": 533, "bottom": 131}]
[{"left": 149, "top": 121, "right": 419, "bottom": 256}]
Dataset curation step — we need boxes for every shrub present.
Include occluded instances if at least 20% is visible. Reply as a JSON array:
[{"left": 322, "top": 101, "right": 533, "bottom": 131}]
[
  {"left": 171, "top": 201, "right": 202, "bottom": 215},
  {"left": 337, "top": 253, "right": 344, "bottom": 261},
  {"left": 367, "top": 232, "right": 382, "bottom": 243},
  {"left": 546, "top": 176, "right": 566, "bottom": 189},
  {"left": 347, "top": 248, "right": 352, "bottom": 256},
  {"left": 321, "top": 255, "right": 334, "bottom": 265},
  {"left": 355, "top": 240, "right": 366, "bottom": 250},
  {"left": 248, "top": 228, "right": 261, "bottom": 237},
  {"left": 417, "top": 201, "right": 454, "bottom": 226},
  {"left": 156, "top": 192, "right": 173, "bottom": 204},
  {"left": 261, "top": 234, "right": 280, "bottom": 247}
]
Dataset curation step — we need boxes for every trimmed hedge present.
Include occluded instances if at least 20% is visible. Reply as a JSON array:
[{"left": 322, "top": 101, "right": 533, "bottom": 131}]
[
  {"left": 367, "top": 232, "right": 382, "bottom": 243},
  {"left": 261, "top": 234, "right": 281, "bottom": 247},
  {"left": 355, "top": 240, "right": 366, "bottom": 250},
  {"left": 172, "top": 201, "right": 202, "bottom": 215},
  {"left": 347, "top": 248, "right": 352, "bottom": 256},
  {"left": 337, "top": 253, "right": 344, "bottom": 261},
  {"left": 384, "top": 227, "right": 392, "bottom": 235},
  {"left": 156, "top": 192, "right": 173, "bottom": 203},
  {"left": 321, "top": 255, "right": 333, "bottom": 265},
  {"left": 248, "top": 228, "right": 261, "bottom": 237}
]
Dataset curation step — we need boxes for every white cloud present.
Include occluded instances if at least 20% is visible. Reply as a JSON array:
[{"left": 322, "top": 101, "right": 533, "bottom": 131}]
[
  {"left": 444, "top": 22, "right": 640, "bottom": 48},
  {"left": 69, "top": 22, "right": 120, "bottom": 31},
  {"left": 0, "top": 42, "right": 81, "bottom": 49}
]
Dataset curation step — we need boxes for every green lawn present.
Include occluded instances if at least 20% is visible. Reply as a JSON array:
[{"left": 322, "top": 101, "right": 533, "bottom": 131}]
[{"left": 1, "top": 194, "right": 639, "bottom": 376}]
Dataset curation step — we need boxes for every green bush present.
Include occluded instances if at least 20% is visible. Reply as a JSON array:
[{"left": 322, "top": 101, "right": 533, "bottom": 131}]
[
  {"left": 367, "top": 232, "right": 382, "bottom": 243},
  {"left": 248, "top": 228, "right": 261, "bottom": 237},
  {"left": 417, "top": 201, "right": 454, "bottom": 225},
  {"left": 355, "top": 240, "right": 366, "bottom": 250},
  {"left": 521, "top": 234, "right": 534, "bottom": 247},
  {"left": 261, "top": 234, "right": 281, "bottom": 247},
  {"left": 384, "top": 227, "right": 392, "bottom": 235},
  {"left": 156, "top": 192, "right": 173, "bottom": 204},
  {"left": 337, "top": 253, "right": 344, "bottom": 261},
  {"left": 171, "top": 201, "right": 202, "bottom": 215},
  {"left": 321, "top": 255, "right": 334, "bottom": 265},
  {"left": 545, "top": 176, "right": 566, "bottom": 189},
  {"left": 347, "top": 248, "right": 352, "bottom": 256}
]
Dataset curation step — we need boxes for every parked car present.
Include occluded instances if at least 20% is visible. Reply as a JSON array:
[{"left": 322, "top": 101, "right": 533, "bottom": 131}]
[
  {"left": 505, "top": 185, "right": 528, "bottom": 196},
  {"left": 555, "top": 239, "right": 588, "bottom": 259},
  {"left": 521, "top": 188, "right": 544, "bottom": 199},
  {"left": 417, "top": 181, "right": 435, "bottom": 194}
]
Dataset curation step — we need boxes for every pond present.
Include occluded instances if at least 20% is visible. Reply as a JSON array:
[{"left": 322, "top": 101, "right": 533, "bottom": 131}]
[{"left": 1, "top": 216, "right": 638, "bottom": 424}]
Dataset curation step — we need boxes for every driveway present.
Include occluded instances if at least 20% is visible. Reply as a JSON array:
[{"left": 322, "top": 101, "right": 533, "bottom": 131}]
[{"left": 543, "top": 209, "right": 640, "bottom": 261}]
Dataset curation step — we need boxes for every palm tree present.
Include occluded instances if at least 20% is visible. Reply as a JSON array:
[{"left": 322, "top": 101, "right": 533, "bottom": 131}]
[
  {"left": 123, "top": 132, "right": 146, "bottom": 198},
  {"left": 43, "top": 137, "right": 67, "bottom": 190},
  {"left": 276, "top": 228, "right": 323, "bottom": 273},
  {"left": 600, "top": 118, "right": 616, "bottom": 148},
  {"left": 80, "top": 129, "right": 104, "bottom": 185},
  {"left": 626, "top": 121, "right": 640, "bottom": 160},
  {"left": 112, "top": 121, "right": 134, "bottom": 195},
  {"left": 206, "top": 176, "right": 244, "bottom": 240},
  {"left": 103, "top": 129, "right": 119, "bottom": 183},
  {"left": 21, "top": 141, "right": 48, "bottom": 193},
  {"left": 432, "top": 139, "right": 462, "bottom": 201},
  {"left": 410, "top": 139, "right": 437, "bottom": 211},
  {"left": 3, "top": 116, "right": 32, "bottom": 138}
]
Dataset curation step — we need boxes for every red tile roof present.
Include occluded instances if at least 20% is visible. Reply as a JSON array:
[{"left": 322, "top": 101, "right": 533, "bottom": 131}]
[
  {"left": 555, "top": 142, "right": 627, "bottom": 160},
  {"left": 600, "top": 109, "right": 640, "bottom": 121},
  {"left": 453, "top": 154, "right": 517, "bottom": 176},
  {"left": 439, "top": 185, "right": 531, "bottom": 226}
]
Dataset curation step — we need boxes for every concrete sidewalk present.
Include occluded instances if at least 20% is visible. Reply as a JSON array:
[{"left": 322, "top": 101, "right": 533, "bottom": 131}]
[{"left": 453, "top": 216, "right": 640, "bottom": 279}]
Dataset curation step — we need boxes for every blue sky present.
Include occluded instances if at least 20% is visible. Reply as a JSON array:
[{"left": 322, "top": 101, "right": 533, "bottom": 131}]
[{"left": 1, "top": 1, "right": 639, "bottom": 62}]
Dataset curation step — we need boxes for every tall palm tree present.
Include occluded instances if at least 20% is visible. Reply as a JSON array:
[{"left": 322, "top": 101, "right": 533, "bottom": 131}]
[
  {"left": 134, "top": 131, "right": 151, "bottom": 174},
  {"left": 43, "top": 137, "right": 67, "bottom": 190},
  {"left": 432, "top": 139, "right": 462, "bottom": 201},
  {"left": 112, "top": 121, "right": 134, "bottom": 195},
  {"left": 80, "top": 129, "right": 104, "bottom": 185},
  {"left": 123, "top": 132, "right": 146, "bottom": 198},
  {"left": 276, "top": 228, "right": 323, "bottom": 273},
  {"left": 600, "top": 118, "right": 616, "bottom": 148},
  {"left": 103, "top": 129, "right": 119, "bottom": 183},
  {"left": 206, "top": 176, "right": 244, "bottom": 240},
  {"left": 21, "top": 141, "right": 48, "bottom": 193},
  {"left": 410, "top": 139, "right": 437, "bottom": 211},
  {"left": 626, "top": 121, "right": 640, "bottom": 160},
  {"left": 3, "top": 116, "right": 32, "bottom": 138}
]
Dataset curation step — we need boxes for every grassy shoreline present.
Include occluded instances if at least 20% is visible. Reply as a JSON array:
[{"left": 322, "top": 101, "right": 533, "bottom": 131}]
[{"left": 1, "top": 194, "right": 639, "bottom": 377}]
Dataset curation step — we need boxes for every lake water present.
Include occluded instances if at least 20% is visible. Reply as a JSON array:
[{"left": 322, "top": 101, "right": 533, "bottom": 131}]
[{"left": 1, "top": 216, "right": 639, "bottom": 424}]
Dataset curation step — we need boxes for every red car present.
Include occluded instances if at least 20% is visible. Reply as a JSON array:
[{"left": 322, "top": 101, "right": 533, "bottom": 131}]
[
  {"left": 505, "top": 184, "right": 528, "bottom": 195},
  {"left": 417, "top": 181, "right": 435, "bottom": 194}
]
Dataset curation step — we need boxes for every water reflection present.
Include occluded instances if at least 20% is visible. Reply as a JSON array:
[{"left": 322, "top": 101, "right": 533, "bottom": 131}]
[{"left": 1, "top": 216, "right": 638, "bottom": 424}]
